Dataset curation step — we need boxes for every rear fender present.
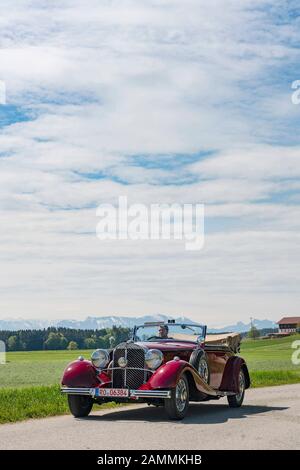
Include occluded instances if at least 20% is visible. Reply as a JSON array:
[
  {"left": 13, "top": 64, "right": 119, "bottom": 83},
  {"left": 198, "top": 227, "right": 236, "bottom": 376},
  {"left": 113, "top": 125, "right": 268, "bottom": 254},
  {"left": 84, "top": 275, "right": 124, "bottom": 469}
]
[
  {"left": 219, "top": 356, "right": 251, "bottom": 393},
  {"left": 61, "top": 360, "right": 99, "bottom": 388}
]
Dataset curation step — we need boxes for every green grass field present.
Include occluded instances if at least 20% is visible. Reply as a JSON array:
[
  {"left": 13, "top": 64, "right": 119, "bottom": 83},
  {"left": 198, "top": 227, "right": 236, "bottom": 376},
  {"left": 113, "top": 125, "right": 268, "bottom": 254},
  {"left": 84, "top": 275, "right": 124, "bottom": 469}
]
[
  {"left": 240, "top": 334, "right": 300, "bottom": 387},
  {"left": 0, "top": 349, "right": 93, "bottom": 388},
  {"left": 0, "top": 385, "right": 127, "bottom": 424},
  {"left": 0, "top": 334, "right": 299, "bottom": 424}
]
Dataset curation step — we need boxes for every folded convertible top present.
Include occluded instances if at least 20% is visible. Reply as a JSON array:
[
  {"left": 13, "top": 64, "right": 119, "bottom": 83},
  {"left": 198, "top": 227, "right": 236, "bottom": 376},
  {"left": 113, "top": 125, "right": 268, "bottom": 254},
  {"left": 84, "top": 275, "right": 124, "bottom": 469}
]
[
  {"left": 205, "top": 332, "right": 241, "bottom": 353},
  {"left": 170, "top": 331, "right": 241, "bottom": 353}
]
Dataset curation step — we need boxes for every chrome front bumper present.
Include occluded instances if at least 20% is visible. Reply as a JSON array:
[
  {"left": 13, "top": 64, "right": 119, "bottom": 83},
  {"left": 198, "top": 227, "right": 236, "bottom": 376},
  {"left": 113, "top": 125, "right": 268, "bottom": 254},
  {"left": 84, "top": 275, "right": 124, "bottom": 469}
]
[{"left": 61, "top": 387, "right": 171, "bottom": 399}]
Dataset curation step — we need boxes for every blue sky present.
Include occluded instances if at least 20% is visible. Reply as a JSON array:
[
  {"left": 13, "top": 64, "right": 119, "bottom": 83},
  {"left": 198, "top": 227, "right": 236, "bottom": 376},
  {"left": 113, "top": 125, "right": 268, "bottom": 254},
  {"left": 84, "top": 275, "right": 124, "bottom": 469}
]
[{"left": 0, "top": 0, "right": 299, "bottom": 325}]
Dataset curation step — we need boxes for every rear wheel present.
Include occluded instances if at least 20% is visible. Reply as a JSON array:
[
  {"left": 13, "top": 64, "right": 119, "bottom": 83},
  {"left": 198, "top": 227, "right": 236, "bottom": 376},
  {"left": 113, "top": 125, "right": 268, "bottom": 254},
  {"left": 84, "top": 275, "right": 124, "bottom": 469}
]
[
  {"left": 68, "top": 395, "right": 93, "bottom": 417},
  {"left": 227, "top": 369, "right": 245, "bottom": 408},
  {"left": 164, "top": 374, "right": 189, "bottom": 420}
]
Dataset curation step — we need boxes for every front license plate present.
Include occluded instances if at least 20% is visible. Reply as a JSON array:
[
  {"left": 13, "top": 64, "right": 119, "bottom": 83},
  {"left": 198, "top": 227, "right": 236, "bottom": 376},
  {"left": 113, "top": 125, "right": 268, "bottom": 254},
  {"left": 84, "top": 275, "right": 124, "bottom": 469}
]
[{"left": 95, "top": 388, "right": 129, "bottom": 398}]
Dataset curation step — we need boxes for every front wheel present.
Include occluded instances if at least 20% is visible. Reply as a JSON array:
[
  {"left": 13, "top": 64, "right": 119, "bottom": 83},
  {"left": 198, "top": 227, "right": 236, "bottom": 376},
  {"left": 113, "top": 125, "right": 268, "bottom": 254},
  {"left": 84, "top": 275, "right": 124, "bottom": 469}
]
[
  {"left": 164, "top": 374, "right": 189, "bottom": 420},
  {"left": 68, "top": 395, "right": 93, "bottom": 417},
  {"left": 227, "top": 369, "right": 245, "bottom": 408}
]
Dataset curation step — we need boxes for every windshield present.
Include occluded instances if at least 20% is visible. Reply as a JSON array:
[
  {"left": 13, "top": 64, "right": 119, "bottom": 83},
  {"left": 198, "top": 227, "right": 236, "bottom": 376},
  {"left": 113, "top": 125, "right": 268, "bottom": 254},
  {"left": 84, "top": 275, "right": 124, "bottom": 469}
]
[{"left": 133, "top": 323, "right": 206, "bottom": 343}]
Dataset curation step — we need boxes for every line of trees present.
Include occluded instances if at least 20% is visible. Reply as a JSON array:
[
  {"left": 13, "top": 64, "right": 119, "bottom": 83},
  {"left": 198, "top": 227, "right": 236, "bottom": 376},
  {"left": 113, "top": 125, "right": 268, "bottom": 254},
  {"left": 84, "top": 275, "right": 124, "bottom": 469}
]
[{"left": 0, "top": 326, "right": 131, "bottom": 351}]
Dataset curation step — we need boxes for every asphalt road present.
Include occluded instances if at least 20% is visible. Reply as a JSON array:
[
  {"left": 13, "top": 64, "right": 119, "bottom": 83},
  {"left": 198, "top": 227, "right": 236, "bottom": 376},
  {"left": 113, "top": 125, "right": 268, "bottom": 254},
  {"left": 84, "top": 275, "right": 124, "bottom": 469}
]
[{"left": 0, "top": 384, "right": 299, "bottom": 450}]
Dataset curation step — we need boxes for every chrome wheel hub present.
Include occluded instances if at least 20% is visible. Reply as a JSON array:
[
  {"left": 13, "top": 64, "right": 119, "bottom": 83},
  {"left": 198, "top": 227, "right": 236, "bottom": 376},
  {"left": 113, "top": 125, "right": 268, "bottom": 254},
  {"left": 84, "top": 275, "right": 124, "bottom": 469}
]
[
  {"left": 176, "top": 379, "right": 188, "bottom": 412},
  {"left": 236, "top": 371, "right": 245, "bottom": 401},
  {"left": 198, "top": 358, "right": 209, "bottom": 383}
]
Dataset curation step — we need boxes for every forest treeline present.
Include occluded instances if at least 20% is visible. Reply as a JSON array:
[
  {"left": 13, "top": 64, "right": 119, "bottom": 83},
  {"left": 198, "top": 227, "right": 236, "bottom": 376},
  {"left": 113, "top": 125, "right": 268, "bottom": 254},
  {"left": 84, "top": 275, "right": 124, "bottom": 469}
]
[{"left": 0, "top": 326, "right": 131, "bottom": 351}]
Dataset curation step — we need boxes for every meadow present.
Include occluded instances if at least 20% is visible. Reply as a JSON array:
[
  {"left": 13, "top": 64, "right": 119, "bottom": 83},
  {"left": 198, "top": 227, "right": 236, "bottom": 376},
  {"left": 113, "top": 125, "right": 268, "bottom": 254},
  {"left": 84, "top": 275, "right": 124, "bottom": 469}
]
[
  {"left": 0, "top": 349, "right": 92, "bottom": 388},
  {"left": 0, "top": 334, "right": 299, "bottom": 423},
  {"left": 241, "top": 334, "right": 300, "bottom": 386}
]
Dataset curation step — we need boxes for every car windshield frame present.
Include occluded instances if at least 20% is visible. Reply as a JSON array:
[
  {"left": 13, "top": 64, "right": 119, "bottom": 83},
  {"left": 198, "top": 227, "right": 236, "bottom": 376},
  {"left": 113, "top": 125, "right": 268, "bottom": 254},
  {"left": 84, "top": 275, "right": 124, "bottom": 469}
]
[{"left": 133, "top": 322, "right": 207, "bottom": 343}]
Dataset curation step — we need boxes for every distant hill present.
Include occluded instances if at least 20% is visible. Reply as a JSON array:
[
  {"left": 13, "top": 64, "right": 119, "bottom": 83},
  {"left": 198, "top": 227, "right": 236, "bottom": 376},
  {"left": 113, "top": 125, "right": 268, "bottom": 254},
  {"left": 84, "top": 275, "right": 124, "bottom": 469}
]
[
  {"left": 208, "top": 319, "right": 277, "bottom": 333},
  {"left": 0, "top": 315, "right": 277, "bottom": 332},
  {"left": 0, "top": 318, "right": 55, "bottom": 331},
  {"left": 56, "top": 314, "right": 194, "bottom": 330}
]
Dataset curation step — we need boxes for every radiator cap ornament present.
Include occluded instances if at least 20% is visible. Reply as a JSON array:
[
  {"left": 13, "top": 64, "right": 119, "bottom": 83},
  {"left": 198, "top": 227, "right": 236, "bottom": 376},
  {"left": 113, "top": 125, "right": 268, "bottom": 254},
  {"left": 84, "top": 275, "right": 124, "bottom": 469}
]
[{"left": 118, "top": 357, "right": 128, "bottom": 368}]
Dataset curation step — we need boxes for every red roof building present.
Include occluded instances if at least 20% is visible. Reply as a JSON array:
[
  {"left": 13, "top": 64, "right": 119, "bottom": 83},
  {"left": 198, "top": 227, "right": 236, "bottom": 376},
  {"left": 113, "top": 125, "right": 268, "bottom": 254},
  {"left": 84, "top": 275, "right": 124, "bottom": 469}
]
[{"left": 277, "top": 317, "right": 300, "bottom": 333}]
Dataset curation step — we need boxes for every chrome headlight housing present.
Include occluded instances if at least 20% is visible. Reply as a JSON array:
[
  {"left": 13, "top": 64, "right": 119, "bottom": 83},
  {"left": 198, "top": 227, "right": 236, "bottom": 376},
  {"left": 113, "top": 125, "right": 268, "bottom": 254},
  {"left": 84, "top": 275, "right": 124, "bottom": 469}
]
[
  {"left": 91, "top": 349, "right": 110, "bottom": 369},
  {"left": 145, "top": 349, "right": 163, "bottom": 370}
]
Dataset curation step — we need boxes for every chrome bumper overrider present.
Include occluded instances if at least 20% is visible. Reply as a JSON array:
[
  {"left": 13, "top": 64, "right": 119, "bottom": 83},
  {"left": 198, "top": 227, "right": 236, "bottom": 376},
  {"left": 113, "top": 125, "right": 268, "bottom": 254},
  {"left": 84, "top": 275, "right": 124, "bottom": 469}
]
[{"left": 61, "top": 387, "right": 171, "bottom": 399}]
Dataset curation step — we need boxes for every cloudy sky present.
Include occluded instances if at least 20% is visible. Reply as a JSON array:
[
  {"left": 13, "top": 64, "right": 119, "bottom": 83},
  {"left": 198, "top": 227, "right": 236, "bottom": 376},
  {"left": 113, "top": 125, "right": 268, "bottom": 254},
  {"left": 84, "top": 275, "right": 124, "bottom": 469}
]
[{"left": 0, "top": 0, "right": 299, "bottom": 326}]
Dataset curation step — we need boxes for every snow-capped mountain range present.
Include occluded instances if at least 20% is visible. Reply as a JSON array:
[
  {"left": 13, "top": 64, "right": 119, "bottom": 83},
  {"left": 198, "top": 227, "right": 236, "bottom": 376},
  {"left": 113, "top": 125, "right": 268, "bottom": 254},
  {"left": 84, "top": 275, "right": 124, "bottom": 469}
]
[{"left": 0, "top": 315, "right": 277, "bottom": 332}]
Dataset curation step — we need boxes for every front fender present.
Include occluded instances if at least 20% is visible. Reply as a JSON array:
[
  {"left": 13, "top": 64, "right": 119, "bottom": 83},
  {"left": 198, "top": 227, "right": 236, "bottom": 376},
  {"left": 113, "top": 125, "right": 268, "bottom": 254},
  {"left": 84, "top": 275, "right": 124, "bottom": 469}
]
[
  {"left": 140, "top": 359, "right": 214, "bottom": 395},
  {"left": 61, "top": 360, "right": 99, "bottom": 388}
]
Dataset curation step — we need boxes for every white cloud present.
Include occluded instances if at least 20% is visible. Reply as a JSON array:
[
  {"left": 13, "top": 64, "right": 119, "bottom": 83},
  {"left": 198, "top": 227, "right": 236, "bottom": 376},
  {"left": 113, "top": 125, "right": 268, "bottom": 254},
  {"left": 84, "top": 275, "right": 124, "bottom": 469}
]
[
  {"left": 0, "top": 0, "right": 299, "bottom": 325},
  {"left": 190, "top": 146, "right": 300, "bottom": 180}
]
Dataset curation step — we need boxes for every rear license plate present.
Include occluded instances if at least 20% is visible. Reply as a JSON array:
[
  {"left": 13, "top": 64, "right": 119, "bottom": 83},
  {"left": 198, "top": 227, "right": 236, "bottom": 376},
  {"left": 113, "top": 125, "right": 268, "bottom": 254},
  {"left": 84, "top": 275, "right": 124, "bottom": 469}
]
[{"left": 95, "top": 388, "right": 129, "bottom": 398}]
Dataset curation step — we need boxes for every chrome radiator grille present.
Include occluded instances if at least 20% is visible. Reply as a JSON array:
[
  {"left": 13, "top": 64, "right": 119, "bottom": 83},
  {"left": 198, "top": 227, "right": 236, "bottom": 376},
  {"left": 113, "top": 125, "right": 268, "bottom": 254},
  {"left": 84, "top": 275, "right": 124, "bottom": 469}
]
[{"left": 112, "top": 343, "right": 146, "bottom": 389}]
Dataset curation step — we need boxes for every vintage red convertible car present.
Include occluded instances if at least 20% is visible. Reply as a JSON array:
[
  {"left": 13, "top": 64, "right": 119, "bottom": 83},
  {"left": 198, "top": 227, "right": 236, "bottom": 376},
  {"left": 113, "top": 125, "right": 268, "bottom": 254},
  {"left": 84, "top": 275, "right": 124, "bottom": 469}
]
[{"left": 61, "top": 321, "right": 250, "bottom": 420}]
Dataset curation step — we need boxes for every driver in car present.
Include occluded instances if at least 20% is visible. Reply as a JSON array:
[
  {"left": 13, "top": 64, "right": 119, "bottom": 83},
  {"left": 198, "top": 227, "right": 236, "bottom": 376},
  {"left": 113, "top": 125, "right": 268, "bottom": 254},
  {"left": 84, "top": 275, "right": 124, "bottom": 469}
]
[{"left": 158, "top": 325, "right": 169, "bottom": 339}]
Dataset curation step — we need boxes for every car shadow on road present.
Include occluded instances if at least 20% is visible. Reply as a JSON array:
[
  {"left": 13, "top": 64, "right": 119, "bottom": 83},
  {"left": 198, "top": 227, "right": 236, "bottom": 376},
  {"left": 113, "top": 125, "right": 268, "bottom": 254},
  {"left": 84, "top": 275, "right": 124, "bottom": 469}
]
[{"left": 82, "top": 403, "right": 289, "bottom": 424}]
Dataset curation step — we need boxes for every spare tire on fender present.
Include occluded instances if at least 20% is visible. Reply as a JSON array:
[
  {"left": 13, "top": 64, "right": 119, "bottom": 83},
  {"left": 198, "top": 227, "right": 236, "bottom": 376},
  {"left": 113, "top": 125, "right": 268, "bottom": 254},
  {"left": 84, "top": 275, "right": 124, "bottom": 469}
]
[{"left": 189, "top": 349, "right": 210, "bottom": 384}]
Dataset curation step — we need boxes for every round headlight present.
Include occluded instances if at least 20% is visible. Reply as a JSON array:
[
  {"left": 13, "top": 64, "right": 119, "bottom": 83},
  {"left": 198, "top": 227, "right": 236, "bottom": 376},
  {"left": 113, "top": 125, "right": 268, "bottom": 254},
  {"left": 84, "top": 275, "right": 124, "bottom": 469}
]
[
  {"left": 91, "top": 349, "right": 110, "bottom": 369},
  {"left": 145, "top": 349, "right": 163, "bottom": 370}
]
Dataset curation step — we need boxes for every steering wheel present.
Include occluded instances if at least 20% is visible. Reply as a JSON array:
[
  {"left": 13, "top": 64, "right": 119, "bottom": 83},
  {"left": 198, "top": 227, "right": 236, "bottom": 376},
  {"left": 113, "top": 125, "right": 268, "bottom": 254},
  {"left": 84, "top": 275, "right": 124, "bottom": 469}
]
[{"left": 147, "top": 336, "right": 161, "bottom": 340}]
